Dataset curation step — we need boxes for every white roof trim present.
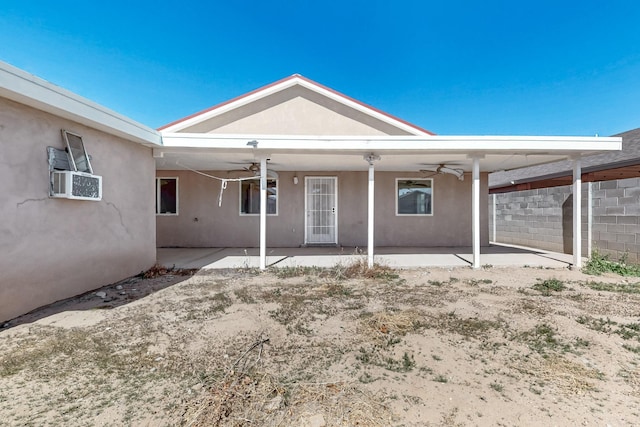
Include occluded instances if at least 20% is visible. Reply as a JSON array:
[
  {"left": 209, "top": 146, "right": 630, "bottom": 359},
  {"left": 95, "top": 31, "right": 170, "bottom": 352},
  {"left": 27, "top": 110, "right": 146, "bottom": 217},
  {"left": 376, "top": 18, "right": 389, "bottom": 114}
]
[
  {"left": 0, "top": 61, "right": 161, "bottom": 146},
  {"left": 160, "top": 76, "right": 430, "bottom": 135},
  {"left": 160, "top": 132, "right": 621, "bottom": 155}
]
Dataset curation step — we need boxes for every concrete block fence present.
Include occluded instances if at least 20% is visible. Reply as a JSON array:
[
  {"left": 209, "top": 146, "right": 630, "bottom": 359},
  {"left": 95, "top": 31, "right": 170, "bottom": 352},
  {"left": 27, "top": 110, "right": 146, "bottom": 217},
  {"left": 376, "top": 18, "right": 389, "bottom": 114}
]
[{"left": 490, "top": 177, "right": 640, "bottom": 263}]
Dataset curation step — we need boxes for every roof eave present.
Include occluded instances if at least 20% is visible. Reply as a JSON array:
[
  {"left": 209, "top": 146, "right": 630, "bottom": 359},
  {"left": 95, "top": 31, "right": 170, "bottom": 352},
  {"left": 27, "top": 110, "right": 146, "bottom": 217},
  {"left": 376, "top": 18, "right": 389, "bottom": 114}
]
[
  {"left": 490, "top": 157, "right": 640, "bottom": 189},
  {"left": 0, "top": 61, "right": 162, "bottom": 147},
  {"left": 160, "top": 133, "right": 621, "bottom": 155}
]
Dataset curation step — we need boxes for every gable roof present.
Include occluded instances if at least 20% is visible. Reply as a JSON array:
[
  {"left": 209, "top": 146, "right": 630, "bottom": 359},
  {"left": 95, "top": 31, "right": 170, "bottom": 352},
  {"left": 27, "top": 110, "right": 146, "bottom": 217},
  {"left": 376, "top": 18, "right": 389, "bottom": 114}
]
[
  {"left": 158, "top": 74, "right": 434, "bottom": 136},
  {"left": 489, "top": 128, "right": 640, "bottom": 190}
]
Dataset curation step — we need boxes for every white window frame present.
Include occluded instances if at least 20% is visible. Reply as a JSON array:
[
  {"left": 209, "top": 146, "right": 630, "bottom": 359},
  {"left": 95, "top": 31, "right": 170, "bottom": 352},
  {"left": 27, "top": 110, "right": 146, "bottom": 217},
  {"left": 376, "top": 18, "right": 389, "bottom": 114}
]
[
  {"left": 156, "top": 177, "right": 179, "bottom": 216},
  {"left": 395, "top": 178, "right": 434, "bottom": 216},
  {"left": 62, "top": 129, "right": 94, "bottom": 174},
  {"left": 239, "top": 178, "right": 278, "bottom": 216}
]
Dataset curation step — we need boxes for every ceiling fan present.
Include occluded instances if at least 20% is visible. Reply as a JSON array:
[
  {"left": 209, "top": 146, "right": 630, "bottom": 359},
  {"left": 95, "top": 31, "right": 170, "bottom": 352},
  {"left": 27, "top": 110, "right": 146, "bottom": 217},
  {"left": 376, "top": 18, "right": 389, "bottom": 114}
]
[
  {"left": 420, "top": 164, "right": 465, "bottom": 181},
  {"left": 229, "top": 161, "right": 279, "bottom": 179}
]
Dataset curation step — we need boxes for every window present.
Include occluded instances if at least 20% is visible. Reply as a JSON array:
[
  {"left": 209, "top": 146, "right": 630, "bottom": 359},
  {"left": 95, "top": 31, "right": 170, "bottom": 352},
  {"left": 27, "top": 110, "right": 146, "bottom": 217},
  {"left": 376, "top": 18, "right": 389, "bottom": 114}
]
[
  {"left": 156, "top": 178, "right": 178, "bottom": 215},
  {"left": 62, "top": 130, "right": 93, "bottom": 174},
  {"left": 396, "top": 179, "right": 433, "bottom": 215},
  {"left": 240, "top": 179, "right": 277, "bottom": 215}
]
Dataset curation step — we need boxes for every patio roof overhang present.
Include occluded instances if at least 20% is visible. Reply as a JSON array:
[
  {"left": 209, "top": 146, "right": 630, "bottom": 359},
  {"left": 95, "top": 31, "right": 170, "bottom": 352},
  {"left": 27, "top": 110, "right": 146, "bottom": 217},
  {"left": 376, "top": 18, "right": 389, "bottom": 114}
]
[
  {"left": 155, "top": 133, "right": 622, "bottom": 172},
  {"left": 155, "top": 132, "right": 621, "bottom": 271}
]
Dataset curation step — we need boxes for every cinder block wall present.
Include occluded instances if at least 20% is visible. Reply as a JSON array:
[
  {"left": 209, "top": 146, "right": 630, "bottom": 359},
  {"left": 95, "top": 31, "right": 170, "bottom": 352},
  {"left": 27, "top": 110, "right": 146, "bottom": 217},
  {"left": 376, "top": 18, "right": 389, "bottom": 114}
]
[
  {"left": 491, "top": 178, "right": 640, "bottom": 262},
  {"left": 490, "top": 185, "right": 589, "bottom": 255},
  {"left": 591, "top": 178, "right": 640, "bottom": 262}
]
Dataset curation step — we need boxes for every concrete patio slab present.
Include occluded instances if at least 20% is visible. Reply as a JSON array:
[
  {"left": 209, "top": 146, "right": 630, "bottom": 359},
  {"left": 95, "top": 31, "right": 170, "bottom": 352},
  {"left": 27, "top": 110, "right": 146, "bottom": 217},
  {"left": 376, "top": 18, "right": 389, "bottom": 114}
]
[
  {"left": 202, "top": 256, "right": 287, "bottom": 269},
  {"left": 377, "top": 254, "right": 469, "bottom": 268},
  {"left": 455, "top": 253, "right": 570, "bottom": 268},
  {"left": 157, "top": 244, "right": 578, "bottom": 270},
  {"left": 273, "top": 255, "right": 363, "bottom": 268},
  {"left": 157, "top": 248, "right": 226, "bottom": 269}
]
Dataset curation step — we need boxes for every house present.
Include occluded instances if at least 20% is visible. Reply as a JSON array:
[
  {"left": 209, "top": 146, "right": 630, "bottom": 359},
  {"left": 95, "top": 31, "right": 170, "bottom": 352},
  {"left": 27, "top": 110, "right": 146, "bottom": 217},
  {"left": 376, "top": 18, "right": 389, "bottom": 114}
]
[
  {"left": 489, "top": 128, "right": 640, "bottom": 261},
  {"left": 0, "top": 61, "right": 161, "bottom": 322},
  {"left": 154, "top": 74, "right": 621, "bottom": 270},
  {"left": 0, "top": 61, "right": 622, "bottom": 322}
]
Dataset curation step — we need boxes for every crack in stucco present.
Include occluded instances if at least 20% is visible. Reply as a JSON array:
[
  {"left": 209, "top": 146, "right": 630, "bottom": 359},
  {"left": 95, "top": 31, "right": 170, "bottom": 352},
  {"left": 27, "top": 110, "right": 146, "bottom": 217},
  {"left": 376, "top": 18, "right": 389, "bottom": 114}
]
[
  {"left": 16, "top": 198, "right": 48, "bottom": 207},
  {"left": 104, "top": 201, "right": 131, "bottom": 236}
]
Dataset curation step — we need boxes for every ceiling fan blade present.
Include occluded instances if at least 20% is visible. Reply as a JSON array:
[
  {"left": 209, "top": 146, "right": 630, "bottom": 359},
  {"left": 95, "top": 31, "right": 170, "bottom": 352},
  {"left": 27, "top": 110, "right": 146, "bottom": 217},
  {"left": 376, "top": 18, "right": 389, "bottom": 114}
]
[
  {"left": 439, "top": 167, "right": 465, "bottom": 180},
  {"left": 419, "top": 171, "right": 439, "bottom": 178}
]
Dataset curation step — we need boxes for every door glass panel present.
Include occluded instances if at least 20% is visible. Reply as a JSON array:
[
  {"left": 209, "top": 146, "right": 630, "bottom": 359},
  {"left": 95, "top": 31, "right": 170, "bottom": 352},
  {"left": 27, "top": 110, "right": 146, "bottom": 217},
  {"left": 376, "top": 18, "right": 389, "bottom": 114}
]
[{"left": 306, "top": 178, "right": 337, "bottom": 244}]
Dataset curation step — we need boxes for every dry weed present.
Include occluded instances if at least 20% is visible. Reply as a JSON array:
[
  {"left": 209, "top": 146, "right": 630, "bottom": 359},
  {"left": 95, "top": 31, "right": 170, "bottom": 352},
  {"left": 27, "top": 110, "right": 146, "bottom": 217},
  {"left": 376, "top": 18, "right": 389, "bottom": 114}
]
[
  {"left": 143, "top": 264, "right": 196, "bottom": 279},
  {"left": 359, "top": 309, "right": 423, "bottom": 342},
  {"left": 182, "top": 371, "right": 392, "bottom": 426},
  {"left": 512, "top": 354, "right": 603, "bottom": 395},
  {"left": 619, "top": 367, "right": 640, "bottom": 397}
]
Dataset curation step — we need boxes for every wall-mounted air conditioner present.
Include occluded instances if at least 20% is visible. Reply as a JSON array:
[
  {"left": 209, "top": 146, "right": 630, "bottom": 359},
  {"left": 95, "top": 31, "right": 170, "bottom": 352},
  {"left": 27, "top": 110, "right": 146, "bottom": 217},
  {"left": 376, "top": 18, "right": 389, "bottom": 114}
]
[{"left": 51, "top": 170, "right": 102, "bottom": 201}]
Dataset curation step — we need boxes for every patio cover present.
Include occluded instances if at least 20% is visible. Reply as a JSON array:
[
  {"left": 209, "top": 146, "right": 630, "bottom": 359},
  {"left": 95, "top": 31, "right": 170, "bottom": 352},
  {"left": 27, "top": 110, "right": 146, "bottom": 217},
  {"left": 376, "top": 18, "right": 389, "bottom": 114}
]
[{"left": 154, "top": 133, "right": 621, "bottom": 269}]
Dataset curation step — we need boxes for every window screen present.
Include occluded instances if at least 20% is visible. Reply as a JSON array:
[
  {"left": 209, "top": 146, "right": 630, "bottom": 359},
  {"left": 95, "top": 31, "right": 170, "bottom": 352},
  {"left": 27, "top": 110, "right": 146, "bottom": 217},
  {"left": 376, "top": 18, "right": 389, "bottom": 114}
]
[{"left": 397, "top": 179, "right": 433, "bottom": 215}]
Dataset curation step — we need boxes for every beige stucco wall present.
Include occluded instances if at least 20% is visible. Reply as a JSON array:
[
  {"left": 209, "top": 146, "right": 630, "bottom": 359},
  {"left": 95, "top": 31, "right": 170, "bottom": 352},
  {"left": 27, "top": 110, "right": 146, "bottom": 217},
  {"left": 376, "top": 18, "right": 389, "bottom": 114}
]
[
  {"left": 0, "top": 97, "right": 156, "bottom": 322},
  {"left": 180, "top": 86, "right": 414, "bottom": 136},
  {"left": 156, "top": 170, "right": 489, "bottom": 248}
]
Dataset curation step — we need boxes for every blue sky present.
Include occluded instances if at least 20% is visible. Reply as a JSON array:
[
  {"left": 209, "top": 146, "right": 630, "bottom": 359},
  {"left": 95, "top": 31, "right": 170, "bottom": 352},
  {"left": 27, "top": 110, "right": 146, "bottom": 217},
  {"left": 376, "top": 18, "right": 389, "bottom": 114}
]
[{"left": 1, "top": 1, "right": 639, "bottom": 135}]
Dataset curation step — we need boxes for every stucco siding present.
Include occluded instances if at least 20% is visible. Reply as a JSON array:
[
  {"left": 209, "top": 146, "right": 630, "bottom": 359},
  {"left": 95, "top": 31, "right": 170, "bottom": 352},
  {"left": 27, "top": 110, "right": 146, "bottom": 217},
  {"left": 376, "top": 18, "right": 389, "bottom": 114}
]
[
  {"left": 156, "top": 170, "right": 489, "bottom": 248},
  {"left": 179, "top": 86, "right": 413, "bottom": 136},
  {"left": 0, "top": 97, "right": 156, "bottom": 322}
]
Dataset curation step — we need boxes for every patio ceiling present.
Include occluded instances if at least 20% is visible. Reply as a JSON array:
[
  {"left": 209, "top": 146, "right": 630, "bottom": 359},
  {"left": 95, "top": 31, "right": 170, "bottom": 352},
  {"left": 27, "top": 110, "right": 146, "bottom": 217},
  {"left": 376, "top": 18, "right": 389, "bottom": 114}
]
[{"left": 155, "top": 134, "right": 622, "bottom": 173}]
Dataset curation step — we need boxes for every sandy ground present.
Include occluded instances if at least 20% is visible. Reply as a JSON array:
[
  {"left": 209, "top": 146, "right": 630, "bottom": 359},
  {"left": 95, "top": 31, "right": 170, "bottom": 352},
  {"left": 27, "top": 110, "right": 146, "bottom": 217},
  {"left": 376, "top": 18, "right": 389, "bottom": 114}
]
[{"left": 1, "top": 263, "right": 640, "bottom": 426}]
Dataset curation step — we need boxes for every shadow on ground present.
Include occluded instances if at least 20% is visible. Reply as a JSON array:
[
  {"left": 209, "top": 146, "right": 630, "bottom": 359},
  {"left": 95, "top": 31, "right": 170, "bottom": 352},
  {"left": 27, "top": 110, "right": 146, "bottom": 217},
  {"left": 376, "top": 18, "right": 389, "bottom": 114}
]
[{"left": 1, "top": 267, "right": 198, "bottom": 330}]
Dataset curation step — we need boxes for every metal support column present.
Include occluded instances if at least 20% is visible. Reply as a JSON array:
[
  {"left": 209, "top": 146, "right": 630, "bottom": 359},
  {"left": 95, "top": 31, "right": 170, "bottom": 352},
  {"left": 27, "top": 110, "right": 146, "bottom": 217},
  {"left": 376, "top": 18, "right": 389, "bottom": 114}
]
[
  {"left": 259, "top": 157, "right": 267, "bottom": 270},
  {"left": 364, "top": 154, "right": 380, "bottom": 268},
  {"left": 472, "top": 157, "right": 481, "bottom": 269},
  {"left": 573, "top": 158, "right": 582, "bottom": 269},
  {"left": 368, "top": 162, "right": 375, "bottom": 267}
]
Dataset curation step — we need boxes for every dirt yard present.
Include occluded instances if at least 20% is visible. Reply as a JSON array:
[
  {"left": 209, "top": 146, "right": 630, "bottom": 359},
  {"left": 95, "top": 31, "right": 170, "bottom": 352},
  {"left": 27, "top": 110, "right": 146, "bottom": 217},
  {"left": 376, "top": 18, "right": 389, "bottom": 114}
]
[{"left": 1, "top": 262, "right": 640, "bottom": 426}]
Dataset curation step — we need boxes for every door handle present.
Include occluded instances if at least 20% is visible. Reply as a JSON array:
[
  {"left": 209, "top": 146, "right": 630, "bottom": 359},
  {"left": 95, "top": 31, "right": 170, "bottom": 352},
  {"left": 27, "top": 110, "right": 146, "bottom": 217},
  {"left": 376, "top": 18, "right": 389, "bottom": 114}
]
[{"left": 331, "top": 207, "right": 336, "bottom": 214}]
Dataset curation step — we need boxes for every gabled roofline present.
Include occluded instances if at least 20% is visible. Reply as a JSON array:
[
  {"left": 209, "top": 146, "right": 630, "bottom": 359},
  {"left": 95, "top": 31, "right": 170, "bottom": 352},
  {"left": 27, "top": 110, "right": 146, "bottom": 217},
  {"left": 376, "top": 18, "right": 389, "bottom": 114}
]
[
  {"left": 0, "top": 60, "right": 162, "bottom": 146},
  {"left": 158, "top": 74, "right": 435, "bottom": 136}
]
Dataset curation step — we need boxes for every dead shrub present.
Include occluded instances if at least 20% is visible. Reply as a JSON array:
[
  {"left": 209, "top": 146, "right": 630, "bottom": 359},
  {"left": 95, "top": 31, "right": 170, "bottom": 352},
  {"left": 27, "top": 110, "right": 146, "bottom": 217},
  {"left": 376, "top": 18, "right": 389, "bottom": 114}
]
[
  {"left": 182, "top": 371, "right": 392, "bottom": 426},
  {"left": 511, "top": 354, "right": 604, "bottom": 395},
  {"left": 359, "top": 309, "right": 424, "bottom": 342},
  {"left": 143, "top": 264, "right": 196, "bottom": 279}
]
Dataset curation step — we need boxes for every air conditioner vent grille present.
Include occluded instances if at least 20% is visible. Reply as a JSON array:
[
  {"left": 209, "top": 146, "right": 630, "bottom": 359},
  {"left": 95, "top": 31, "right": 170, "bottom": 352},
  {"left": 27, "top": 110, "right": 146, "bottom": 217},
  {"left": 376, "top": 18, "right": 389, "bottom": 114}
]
[
  {"left": 71, "top": 173, "right": 101, "bottom": 198},
  {"left": 50, "top": 171, "right": 102, "bottom": 201}
]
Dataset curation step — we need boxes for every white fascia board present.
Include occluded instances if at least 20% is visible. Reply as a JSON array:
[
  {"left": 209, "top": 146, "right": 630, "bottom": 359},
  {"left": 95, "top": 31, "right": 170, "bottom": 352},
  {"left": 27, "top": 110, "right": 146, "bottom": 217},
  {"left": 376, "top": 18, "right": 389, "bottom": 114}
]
[
  {"left": 160, "top": 133, "right": 621, "bottom": 154},
  {"left": 160, "top": 78, "right": 300, "bottom": 132},
  {"left": 0, "top": 61, "right": 162, "bottom": 146},
  {"left": 293, "top": 78, "right": 430, "bottom": 136},
  {"left": 160, "top": 76, "right": 430, "bottom": 135}
]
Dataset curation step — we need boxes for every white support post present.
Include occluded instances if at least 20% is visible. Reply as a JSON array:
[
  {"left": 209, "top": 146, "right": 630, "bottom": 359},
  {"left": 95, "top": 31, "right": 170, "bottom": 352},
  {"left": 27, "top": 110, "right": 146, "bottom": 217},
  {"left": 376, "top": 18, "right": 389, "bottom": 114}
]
[
  {"left": 259, "top": 157, "right": 267, "bottom": 270},
  {"left": 573, "top": 158, "right": 582, "bottom": 269},
  {"left": 368, "top": 162, "right": 375, "bottom": 268},
  {"left": 492, "top": 193, "right": 496, "bottom": 243},
  {"left": 472, "top": 157, "right": 481, "bottom": 269},
  {"left": 587, "top": 181, "right": 592, "bottom": 258}
]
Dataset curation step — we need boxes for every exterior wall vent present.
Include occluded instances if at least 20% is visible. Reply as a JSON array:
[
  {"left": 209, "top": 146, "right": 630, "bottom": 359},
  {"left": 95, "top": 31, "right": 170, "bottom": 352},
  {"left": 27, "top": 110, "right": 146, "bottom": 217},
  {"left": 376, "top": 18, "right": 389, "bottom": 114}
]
[{"left": 51, "top": 170, "right": 102, "bottom": 201}]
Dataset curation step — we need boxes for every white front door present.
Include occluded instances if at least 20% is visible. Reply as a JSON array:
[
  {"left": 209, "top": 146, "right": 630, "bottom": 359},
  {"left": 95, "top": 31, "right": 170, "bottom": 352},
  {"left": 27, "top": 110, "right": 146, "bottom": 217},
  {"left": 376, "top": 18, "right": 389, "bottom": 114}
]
[{"left": 305, "top": 177, "right": 338, "bottom": 244}]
